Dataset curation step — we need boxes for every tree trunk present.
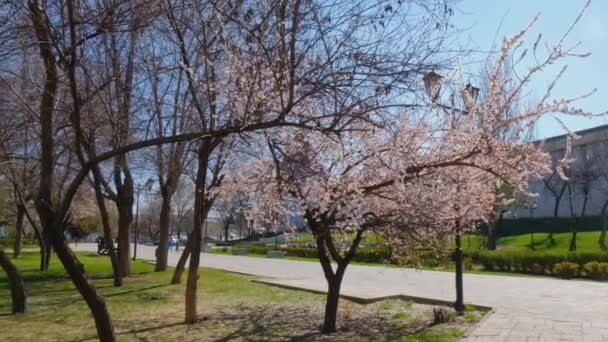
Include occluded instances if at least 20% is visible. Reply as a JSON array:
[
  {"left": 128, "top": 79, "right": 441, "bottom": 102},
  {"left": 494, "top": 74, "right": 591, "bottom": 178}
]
[
  {"left": 171, "top": 238, "right": 191, "bottom": 284},
  {"left": 0, "top": 249, "right": 26, "bottom": 313},
  {"left": 117, "top": 204, "right": 131, "bottom": 277},
  {"left": 92, "top": 168, "right": 122, "bottom": 286},
  {"left": 569, "top": 230, "right": 578, "bottom": 252},
  {"left": 156, "top": 192, "right": 173, "bottom": 272},
  {"left": 49, "top": 229, "right": 116, "bottom": 341},
  {"left": 184, "top": 218, "right": 201, "bottom": 324},
  {"left": 185, "top": 153, "right": 206, "bottom": 324},
  {"left": 224, "top": 222, "right": 229, "bottom": 242},
  {"left": 185, "top": 142, "right": 214, "bottom": 324},
  {"left": 41, "top": 229, "right": 52, "bottom": 271},
  {"left": 322, "top": 270, "right": 344, "bottom": 334},
  {"left": 600, "top": 200, "right": 608, "bottom": 251},
  {"left": 572, "top": 194, "right": 588, "bottom": 252},
  {"left": 13, "top": 205, "right": 25, "bottom": 258},
  {"left": 22, "top": 205, "right": 48, "bottom": 271},
  {"left": 549, "top": 185, "right": 566, "bottom": 244},
  {"left": 568, "top": 184, "right": 579, "bottom": 252},
  {"left": 486, "top": 222, "right": 497, "bottom": 250}
]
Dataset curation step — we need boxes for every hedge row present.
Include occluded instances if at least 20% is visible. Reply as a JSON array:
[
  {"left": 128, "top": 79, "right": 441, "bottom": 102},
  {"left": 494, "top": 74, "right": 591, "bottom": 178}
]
[
  {"left": 211, "top": 244, "right": 608, "bottom": 280},
  {"left": 211, "top": 245, "right": 392, "bottom": 264},
  {"left": 470, "top": 250, "right": 608, "bottom": 276}
]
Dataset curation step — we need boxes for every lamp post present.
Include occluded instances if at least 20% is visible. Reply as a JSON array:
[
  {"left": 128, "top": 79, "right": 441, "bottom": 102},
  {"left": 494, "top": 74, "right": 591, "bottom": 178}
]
[
  {"left": 423, "top": 71, "right": 478, "bottom": 314},
  {"left": 423, "top": 71, "right": 479, "bottom": 114},
  {"left": 525, "top": 200, "right": 538, "bottom": 249},
  {"left": 454, "top": 224, "right": 465, "bottom": 313},
  {"left": 133, "top": 178, "right": 154, "bottom": 261}
]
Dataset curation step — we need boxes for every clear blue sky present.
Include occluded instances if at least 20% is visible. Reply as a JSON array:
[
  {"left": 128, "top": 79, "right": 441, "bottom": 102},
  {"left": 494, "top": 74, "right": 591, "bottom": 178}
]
[{"left": 454, "top": 0, "right": 608, "bottom": 139}]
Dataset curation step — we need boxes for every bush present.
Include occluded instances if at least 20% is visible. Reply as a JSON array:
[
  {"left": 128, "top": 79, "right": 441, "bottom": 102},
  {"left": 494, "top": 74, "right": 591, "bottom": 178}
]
[
  {"left": 210, "top": 245, "right": 392, "bottom": 263},
  {"left": 463, "top": 256, "right": 473, "bottom": 271},
  {"left": 473, "top": 250, "right": 608, "bottom": 278},
  {"left": 583, "top": 262, "right": 608, "bottom": 280},
  {"left": 553, "top": 262, "right": 579, "bottom": 279}
]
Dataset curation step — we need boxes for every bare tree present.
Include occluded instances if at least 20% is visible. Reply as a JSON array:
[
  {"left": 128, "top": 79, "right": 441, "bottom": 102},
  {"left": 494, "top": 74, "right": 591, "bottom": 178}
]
[
  {"left": 542, "top": 152, "right": 568, "bottom": 245},
  {"left": 215, "top": 195, "right": 242, "bottom": 242},
  {"left": 567, "top": 145, "right": 599, "bottom": 251},
  {"left": 142, "top": 44, "right": 191, "bottom": 271}
]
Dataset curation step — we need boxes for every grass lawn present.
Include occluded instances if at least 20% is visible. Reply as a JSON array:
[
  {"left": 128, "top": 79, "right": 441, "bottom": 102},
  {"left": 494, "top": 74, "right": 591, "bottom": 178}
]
[
  {"left": 460, "top": 231, "right": 606, "bottom": 253},
  {"left": 0, "top": 251, "right": 483, "bottom": 341},
  {"left": 288, "top": 231, "right": 607, "bottom": 254}
]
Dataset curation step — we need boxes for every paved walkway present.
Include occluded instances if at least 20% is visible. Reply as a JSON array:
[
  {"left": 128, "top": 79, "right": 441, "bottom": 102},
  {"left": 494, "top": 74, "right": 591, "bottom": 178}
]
[{"left": 74, "top": 243, "right": 608, "bottom": 342}]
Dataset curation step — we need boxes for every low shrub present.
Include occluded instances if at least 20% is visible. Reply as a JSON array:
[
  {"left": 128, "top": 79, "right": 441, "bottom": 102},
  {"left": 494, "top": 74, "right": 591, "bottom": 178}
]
[
  {"left": 553, "top": 262, "right": 579, "bottom": 279},
  {"left": 209, "top": 245, "right": 391, "bottom": 263},
  {"left": 463, "top": 256, "right": 473, "bottom": 271},
  {"left": 474, "top": 250, "right": 608, "bottom": 278},
  {"left": 583, "top": 261, "right": 608, "bottom": 280}
]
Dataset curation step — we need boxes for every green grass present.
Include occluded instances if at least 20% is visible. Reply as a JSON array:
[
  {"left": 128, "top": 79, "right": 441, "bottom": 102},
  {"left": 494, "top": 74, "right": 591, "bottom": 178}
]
[
  {"left": 495, "top": 231, "right": 603, "bottom": 252},
  {"left": 0, "top": 251, "right": 473, "bottom": 341},
  {"left": 460, "top": 231, "right": 606, "bottom": 253}
]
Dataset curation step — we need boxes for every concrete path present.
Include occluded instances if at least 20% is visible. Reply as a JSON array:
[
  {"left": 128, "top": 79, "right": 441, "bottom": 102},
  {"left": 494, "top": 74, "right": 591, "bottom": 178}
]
[{"left": 73, "top": 243, "right": 608, "bottom": 342}]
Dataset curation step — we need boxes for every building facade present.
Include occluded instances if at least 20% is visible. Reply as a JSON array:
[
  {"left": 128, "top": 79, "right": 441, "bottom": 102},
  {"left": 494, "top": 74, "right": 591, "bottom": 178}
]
[{"left": 509, "top": 124, "right": 608, "bottom": 219}]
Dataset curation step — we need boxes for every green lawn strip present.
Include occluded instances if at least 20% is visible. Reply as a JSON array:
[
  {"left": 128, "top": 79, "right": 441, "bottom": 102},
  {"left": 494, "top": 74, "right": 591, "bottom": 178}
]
[
  {"left": 0, "top": 251, "right": 472, "bottom": 341},
  {"left": 462, "top": 231, "right": 607, "bottom": 253}
]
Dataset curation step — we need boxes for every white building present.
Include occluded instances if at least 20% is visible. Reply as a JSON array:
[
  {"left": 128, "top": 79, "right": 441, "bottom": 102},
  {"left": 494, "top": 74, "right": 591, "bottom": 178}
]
[{"left": 510, "top": 124, "right": 608, "bottom": 219}]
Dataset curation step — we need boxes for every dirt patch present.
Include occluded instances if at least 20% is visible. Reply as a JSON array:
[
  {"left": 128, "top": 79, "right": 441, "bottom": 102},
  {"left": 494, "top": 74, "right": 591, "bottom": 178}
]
[{"left": 127, "top": 300, "right": 486, "bottom": 341}]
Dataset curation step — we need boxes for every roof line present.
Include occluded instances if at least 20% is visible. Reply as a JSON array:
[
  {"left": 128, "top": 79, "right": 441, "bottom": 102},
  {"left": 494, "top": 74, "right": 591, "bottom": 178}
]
[{"left": 536, "top": 123, "right": 608, "bottom": 144}]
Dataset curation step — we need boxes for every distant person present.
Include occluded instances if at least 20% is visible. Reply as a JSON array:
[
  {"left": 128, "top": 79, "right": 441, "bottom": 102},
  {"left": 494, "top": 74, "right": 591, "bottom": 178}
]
[
  {"left": 175, "top": 239, "right": 179, "bottom": 252},
  {"left": 168, "top": 239, "right": 173, "bottom": 252}
]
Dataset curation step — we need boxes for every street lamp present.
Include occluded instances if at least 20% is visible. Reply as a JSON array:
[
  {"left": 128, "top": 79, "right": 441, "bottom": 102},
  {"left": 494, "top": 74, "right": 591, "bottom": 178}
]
[
  {"left": 454, "top": 223, "right": 465, "bottom": 314},
  {"left": 423, "top": 71, "right": 479, "bottom": 314},
  {"left": 525, "top": 200, "right": 538, "bottom": 249},
  {"left": 424, "top": 71, "right": 479, "bottom": 115},
  {"left": 462, "top": 83, "right": 480, "bottom": 112},
  {"left": 133, "top": 178, "right": 154, "bottom": 261},
  {"left": 423, "top": 71, "right": 443, "bottom": 102}
]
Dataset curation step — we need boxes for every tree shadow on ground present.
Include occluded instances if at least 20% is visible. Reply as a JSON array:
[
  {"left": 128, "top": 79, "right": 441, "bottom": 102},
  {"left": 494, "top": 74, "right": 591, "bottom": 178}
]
[
  {"left": 207, "top": 303, "right": 435, "bottom": 342},
  {"left": 72, "top": 321, "right": 186, "bottom": 342}
]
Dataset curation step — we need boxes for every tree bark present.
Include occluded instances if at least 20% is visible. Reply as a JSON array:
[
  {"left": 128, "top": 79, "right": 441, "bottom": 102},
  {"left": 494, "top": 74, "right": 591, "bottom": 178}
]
[
  {"left": 13, "top": 205, "right": 25, "bottom": 258},
  {"left": 486, "top": 221, "right": 497, "bottom": 250},
  {"left": 155, "top": 192, "right": 173, "bottom": 272},
  {"left": 548, "top": 184, "right": 567, "bottom": 244},
  {"left": 25, "top": 208, "right": 48, "bottom": 272},
  {"left": 322, "top": 266, "right": 345, "bottom": 333},
  {"left": 92, "top": 167, "right": 122, "bottom": 286},
  {"left": 171, "top": 238, "right": 191, "bottom": 284},
  {"left": 116, "top": 196, "right": 133, "bottom": 278},
  {"left": 600, "top": 200, "right": 608, "bottom": 251},
  {"left": 41, "top": 228, "right": 51, "bottom": 271},
  {"left": 184, "top": 144, "right": 211, "bottom": 324},
  {"left": 568, "top": 184, "right": 578, "bottom": 252},
  {"left": 0, "top": 249, "right": 26, "bottom": 313},
  {"left": 224, "top": 222, "right": 230, "bottom": 242},
  {"left": 50, "top": 230, "right": 116, "bottom": 341}
]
